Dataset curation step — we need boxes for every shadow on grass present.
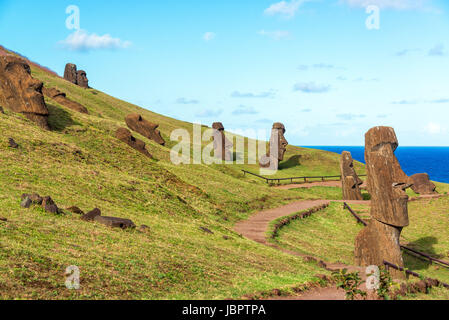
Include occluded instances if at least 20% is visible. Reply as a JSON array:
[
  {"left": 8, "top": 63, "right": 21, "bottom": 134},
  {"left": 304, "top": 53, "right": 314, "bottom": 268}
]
[
  {"left": 279, "top": 155, "right": 302, "bottom": 170},
  {"left": 404, "top": 236, "right": 443, "bottom": 271},
  {"left": 47, "top": 104, "right": 80, "bottom": 132}
]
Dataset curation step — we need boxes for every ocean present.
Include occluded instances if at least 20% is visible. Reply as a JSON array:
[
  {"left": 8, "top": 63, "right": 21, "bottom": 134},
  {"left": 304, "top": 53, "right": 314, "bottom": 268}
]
[{"left": 306, "top": 146, "right": 449, "bottom": 184}]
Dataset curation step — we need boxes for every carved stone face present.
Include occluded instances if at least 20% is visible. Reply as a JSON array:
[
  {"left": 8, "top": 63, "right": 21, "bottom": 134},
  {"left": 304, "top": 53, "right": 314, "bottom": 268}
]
[
  {"left": 76, "top": 70, "right": 89, "bottom": 88},
  {"left": 365, "top": 126, "right": 410, "bottom": 227},
  {"left": 271, "top": 123, "right": 288, "bottom": 161},
  {"left": 125, "top": 113, "right": 166, "bottom": 146},
  {"left": 212, "top": 122, "right": 233, "bottom": 161},
  {"left": 0, "top": 55, "right": 49, "bottom": 129},
  {"left": 341, "top": 151, "right": 363, "bottom": 200}
]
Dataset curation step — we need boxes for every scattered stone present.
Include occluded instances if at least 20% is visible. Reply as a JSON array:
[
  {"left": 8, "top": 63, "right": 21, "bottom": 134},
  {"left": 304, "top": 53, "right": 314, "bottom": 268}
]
[
  {"left": 0, "top": 55, "right": 50, "bottom": 130},
  {"left": 42, "top": 87, "right": 89, "bottom": 114},
  {"left": 20, "top": 197, "right": 32, "bottom": 208},
  {"left": 212, "top": 122, "right": 233, "bottom": 161},
  {"left": 223, "top": 236, "right": 231, "bottom": 240},
  {"left": 81, "top": 208, "right": 101, "bottom": 221},
  {"left": 76, "top": 70, "right": 89, "bottom": 89},
  {"left": 138, "top": 225, "right": 151, "bottom": 234},
  {"left": 42, "top": 196, "right": 60, "bottom": 214},
  {"left": 8, "top": 138, "right": 18, "bottom": 149},
  {"left": 21, "top": 193, "right": 43, "bottom": 205},
  {"left": 115, "top": 127, "right": 153, "bottom": 158},
  {"left": 200, "top": 227, "right": 214, "bottom": 234},
  {"left": 259, "top": 123, "right": 288, "bottom": 170},
  {"left": 340, "top": 151, "right": 363, "bottom": 200},
  {"left": 0, "top": 106, "right": 4, "bottom": 114},
  {"left": 355, "top": 126, "right": 411, "bottom": 279},
  {"left": 409, "top": 173, "right": 437, "bottom": 195},
  {"left": 94, "top": 216, "right": 136, "bottom": 229},
  {"left": 64, "top": 63, "right": 78, "bottom": 84},
  {"left": 66, "top": 206, "right": 85, "bottom": 215},
  {"left": 125, "top": 114, "right": 165, "bottom": 146}
]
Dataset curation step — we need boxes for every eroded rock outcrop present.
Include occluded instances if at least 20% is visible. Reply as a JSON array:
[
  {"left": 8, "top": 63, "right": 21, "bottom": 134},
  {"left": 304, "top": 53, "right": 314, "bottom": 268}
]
[
  {"left": 340, "top": 151, "right": 363, "bottom": 200},
  {"left": 355, "top": 126, "right": 411, "bottom": 278},
  {"left": 259, "top": 123, "right": 288, "bottom": 170},
  {"left": 212, "top": 122, "right": 233, "bottom": 161},
  {"left": 410, "top": 173, "right": 437, "bottom": 195},
  {"left": 42, "top": 87, "right": 88, "bottom": 114},
  {"left": 115, "top": 127, "right": 153, "bottom": 158},
  {"left": 0, "top": 56, "right": 50, "bottom": 130},
  {"left": 125, "top": 114, "right": 165, "bottom": 146}
]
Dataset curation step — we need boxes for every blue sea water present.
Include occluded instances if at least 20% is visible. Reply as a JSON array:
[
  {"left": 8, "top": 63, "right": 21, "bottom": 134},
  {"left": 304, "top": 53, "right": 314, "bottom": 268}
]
[{"left": 306, "top": 146, "right": 449, "bottom": 184}]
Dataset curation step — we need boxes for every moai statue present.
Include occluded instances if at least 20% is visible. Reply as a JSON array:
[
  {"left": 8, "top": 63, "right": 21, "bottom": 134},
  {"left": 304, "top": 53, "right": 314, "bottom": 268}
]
[
  {"left": 409, "top": 173, "right": 437, "bottom": 195},
  {"left": 0, "top": 55, "right": 50, "bottom": 130},
  {"left": 76, "top": 70, "right": 89, "bottom": 88},
  {"left": 212, "top": 122, "right": 233, "bottom": 161},
  {"left": 355, "top": 127, "right": 412, "bottom": 278},
  {"left": 259, "top": 123, "right": 288, "bottom": 171},
  {"left": 64, "top": 63, "right": 78, "bottom": 84},
  {"left": 340, "top": 151, "right": 363, "bottom": 200},
  {"left": 125, "top": 113, "right": 166, "bottom": 146}
]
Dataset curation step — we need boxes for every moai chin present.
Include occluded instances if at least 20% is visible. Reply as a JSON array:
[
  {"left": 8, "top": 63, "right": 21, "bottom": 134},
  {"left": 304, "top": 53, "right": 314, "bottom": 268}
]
[
  {"left": 259, "top": 123, "right": 288, "bottom": 171},
  {"left": 340, "top": 151, "right": 363, "bottom": 200},
  {"left": 355, "top": 126, "right": 411, "bottom": 278},
  {"left": 212, "top": 122, "right": 233, "bottom": 161}
]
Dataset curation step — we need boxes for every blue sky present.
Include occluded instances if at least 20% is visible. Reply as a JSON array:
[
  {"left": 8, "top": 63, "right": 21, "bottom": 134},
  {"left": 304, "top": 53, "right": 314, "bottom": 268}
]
[{"left": 1, "top": 0, "right": 448, "bottom": 146}]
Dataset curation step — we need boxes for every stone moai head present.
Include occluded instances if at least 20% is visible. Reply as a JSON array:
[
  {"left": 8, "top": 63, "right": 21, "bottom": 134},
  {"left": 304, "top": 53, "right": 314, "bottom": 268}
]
[
  {"left": 365, "top": 126, "right": 410, "bottom": 227},
  {"left": 340, "top": 151, "right": 363, "bottom": 200},
  {"left": 410, "top": 173, "right": 437, "bottom": 195},
  {"left": 212, "top": 122, "right": 233, "bottom": 161},
  {"left": 0, "top": 55, "right": 49, "bottom": 129},
  {"left": 125, "top": 113, "right": 166, "bottom": 146},
  {"left": 76, "top": 70, "right": 89, "bottom": 88},
  {"left": 64, "top": 63, "right": 78, "bottom": 84},
  {"left": 260, "top": 123, "right": 288, "bottom": 170}
]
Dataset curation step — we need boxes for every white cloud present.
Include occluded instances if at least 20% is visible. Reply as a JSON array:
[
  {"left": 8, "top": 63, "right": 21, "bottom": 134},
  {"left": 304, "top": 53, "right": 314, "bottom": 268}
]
[
  {"left": 424, "top": 122, "right": 446, "bottom": 134},
  {"left": 203, "top": 32, "right": 216, "bottom": 41},
  {"left": 339, "top": 0, "right": 430, "bottom": 10},
  {"left": 264, "top": 0, "right": 309, "bottom": 18},
  {"left": 293, "top": 82, "right": 331, "bottom": 93},
  {"left": 258, "top": 30, "right": 291, "bottom": 40},
  {"left": 59, "top": 30, "right": 131, "bottom": 52}
]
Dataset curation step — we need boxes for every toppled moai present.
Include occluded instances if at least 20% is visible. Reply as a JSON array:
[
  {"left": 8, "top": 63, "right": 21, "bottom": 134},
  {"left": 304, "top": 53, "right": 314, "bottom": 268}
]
[
  {"left": 94, "top": 216, "right": 136, "bottom": 230},
  {"left": 259, "top": 123, "right": 288, "bottom": 170},
  {"left": 0, "top": 56, "right": 50, "bottom": 130},
  {"left": 340, "top": 151, "right": 363, "bottom": 200},
  {"left": 42, "top": 87, "right": 89, "bottom": 114},
  {"left": 115, "top": 127, "right": 153, "bottom": 158},
  {"left": 125, "top": 114, "right": 165, "bottom": 146},
  {"left": 64, "top": 63, "right": 89, "bottom": 88},
  {"left": 212, "top": 122, "right": 233, "bottom": 161},
  {"left": 409, "top": 173, "right": 437, "bottom": 195},
  {"left": 355, "top": 127, "right": 411, "bottom": 278}
]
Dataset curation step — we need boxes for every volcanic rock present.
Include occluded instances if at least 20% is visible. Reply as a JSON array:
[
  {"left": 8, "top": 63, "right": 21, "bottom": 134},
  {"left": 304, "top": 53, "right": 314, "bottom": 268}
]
[
  {"left": 76, "top": 70, "right": 89, "bottom": 89},
  {"left": 81, "top": 208, "right": 101, "bottom": 221},
  {"left": 42, "top": 196, "right": 60, "bottom": 214},
  {"left": 259, "top": 123, "right": 288, "bottom": 170},
  {"left": 0, "top": 56, "right": 50, "bottom": 130},
  {"left": 8, "top": 138, "right": 18, "bottom": 149},
  {"left": 94, "top": 216, "right": 136, "bottom": 229},
  {"left": 21, "top": 193, "right": 43, "bottom": 205},
  {"left": 0, "top": 106, "right": 4, "bottom": 114},
  {"left": 21, "top": 197, "right": 32, "bottom": 208},
  {"left": 64, "top": 63, "right": 78, "bottom": 84},
  {"left": 66, "top": 206, "right": 85, "bottom": 215},
  {"left": 42, "top": 87, "right": 88, "bottom": 114},
  {"left": 115, "top": 127, "right": 153, "bottom": 158},
  {"left": 212, "top": 122, "right": 233, "bottom": 161},
  {"left": 409, "top": 173, "right": 437, "bottom": 195},
  {"left": 125, "top": 114, "right": 165, "bottom": 146},
  {"left": 340, "top": 151, "right": 363, "bottom": 200}
]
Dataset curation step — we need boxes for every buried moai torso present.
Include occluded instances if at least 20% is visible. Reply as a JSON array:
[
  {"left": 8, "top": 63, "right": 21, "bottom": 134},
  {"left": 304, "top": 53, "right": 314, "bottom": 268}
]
[
  {"left": 212, "top": 122, "right": 233, "bottom": 161},
  {"left": 125, "top": 113, "right": 166, "bottom": 146},
  {"left": 259, "top": 123, "right": 288, "bottom": 170},
  {"left": 355, "top": 126, "right": 411, "bottom": 276},
  {"left": 340, "top": 151, "right": 363, "bottom": 200},
  {"left": 0, "top": 55, "right": 50, "bottom": 130},
  {"left": 409, "top": 173, "right": 437, "bottom": 195}
]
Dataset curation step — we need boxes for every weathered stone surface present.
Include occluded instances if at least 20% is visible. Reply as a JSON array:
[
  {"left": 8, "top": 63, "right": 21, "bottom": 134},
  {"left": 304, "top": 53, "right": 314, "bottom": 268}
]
[
  {"left": 0, "top": 56, "right": 50, "bottom": 130},
  {"left": 340, "top": 151, "right": 363, "bottom": 200},
  {"left": 64, "top": 63, "right": 78, "bottom": 84},
  {"left": 410, "top": 173, "right": 437, "bottom": 195},
  {"left": 138, "top": 225, "right": 151, "bottom": 234},
  {"left": 8, "top": 138, "right": 18, "bottom": 149},
  {"left": 125, "top": 114, "right": 165, "bottom": 146},
  {"left": 212, "top": 122, "right": 233, "bottom": 161},
  {"left": 259, "top": 123, "right": 288, "bottom": 170},
  {"left": 115, "top": 127, "right": 153, "bottom": 158},
  {"left": 81, "top": 208, "right": 101, "bottom": 221},
  {"left": 66, "top": 206, "right": 85, "bottom": 215},
  {"left": 42, "top": 87, "right": 88, "bottom": 114},
  {"left": 21, "top": 193, "right": 43, "bottom": 205},
  {"left": 42, "top": 196, "right": 60, "bottom": 214},
  {"left": 21, "top": 197, "right": 32, "bottom": 208},
  {"left": 76, "top": 70, "right": 89, "bottom": 89},
  {"left": 94, "top": 216, "right": 136, "bottom": 229},
  {"left": 0, "top": 106, "right": 4, "bottom": 114},
  {"left": 365, "top": 126, "right": 410, "bottom": 227},
  {"left": 355, "top": 126, "right": 411, "bottom": 279}
]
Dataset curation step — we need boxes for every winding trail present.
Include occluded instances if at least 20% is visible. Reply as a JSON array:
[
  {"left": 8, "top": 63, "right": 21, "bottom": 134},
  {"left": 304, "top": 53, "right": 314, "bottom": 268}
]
[{"left": 234, "top": 181, "right": 445, "bottom": 300}]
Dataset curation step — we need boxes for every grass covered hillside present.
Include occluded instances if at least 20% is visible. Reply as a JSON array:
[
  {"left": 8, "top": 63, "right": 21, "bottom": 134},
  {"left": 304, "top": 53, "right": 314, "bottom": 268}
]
[{"left": 0, "top": 48, "right": 360, "bottom": 300}]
